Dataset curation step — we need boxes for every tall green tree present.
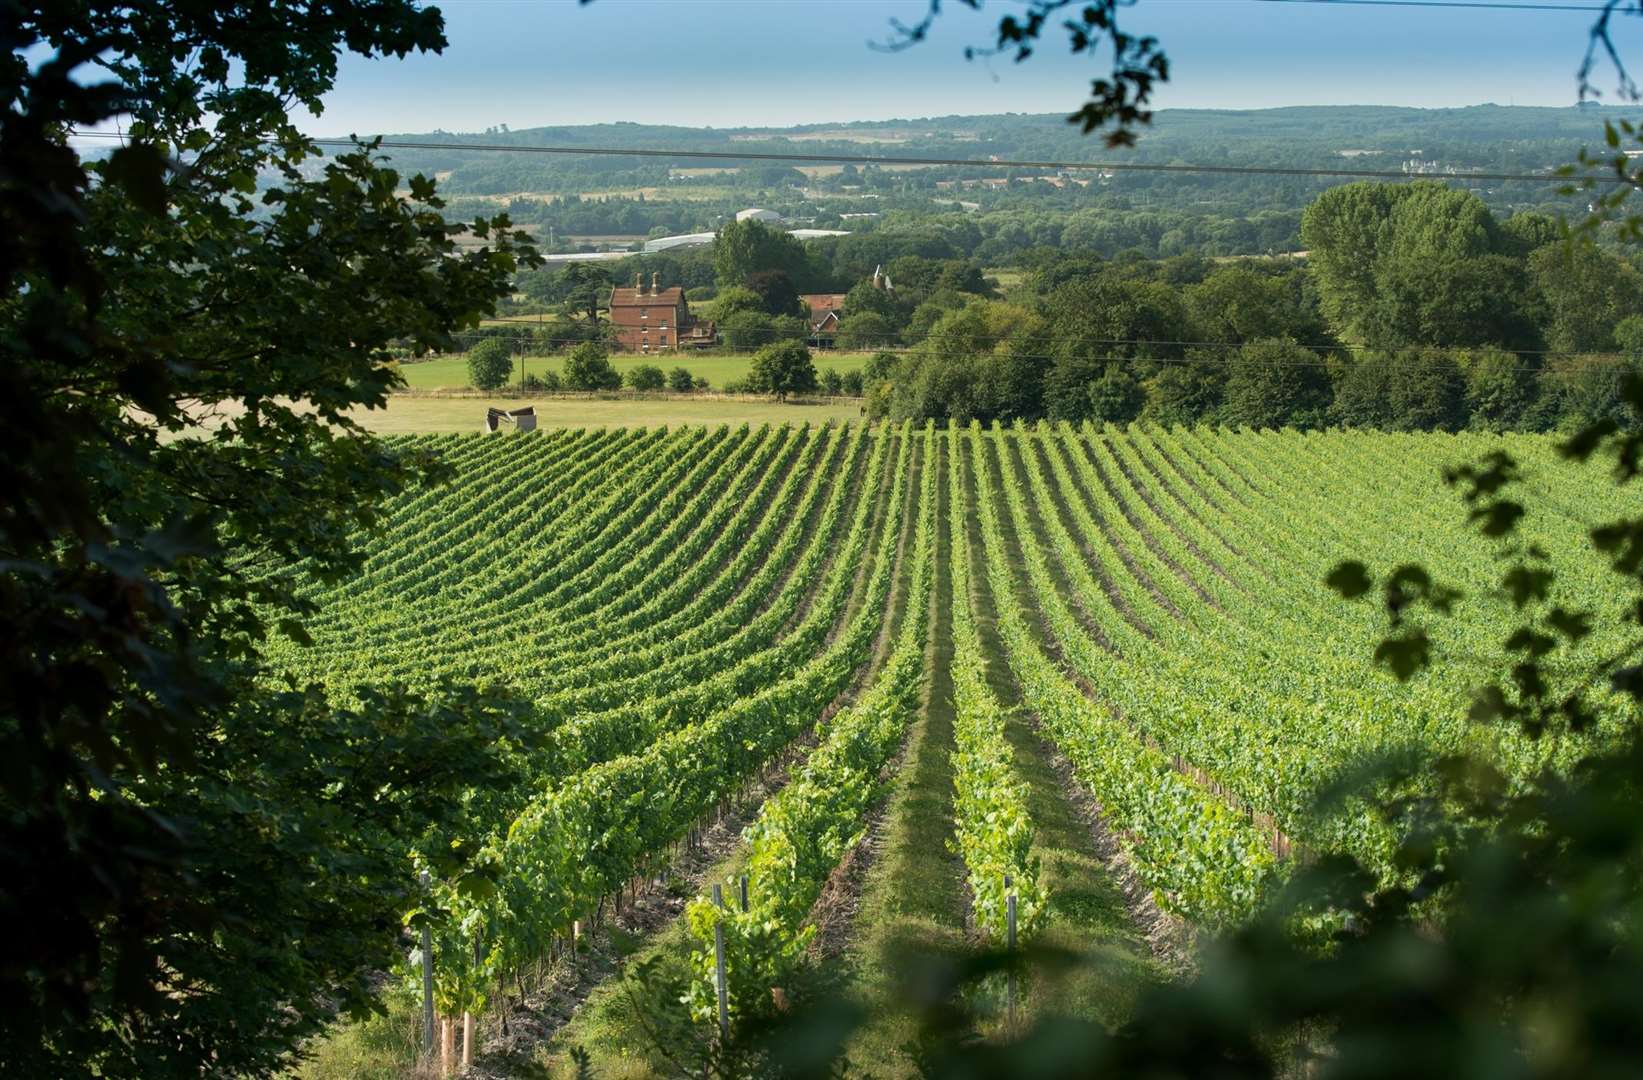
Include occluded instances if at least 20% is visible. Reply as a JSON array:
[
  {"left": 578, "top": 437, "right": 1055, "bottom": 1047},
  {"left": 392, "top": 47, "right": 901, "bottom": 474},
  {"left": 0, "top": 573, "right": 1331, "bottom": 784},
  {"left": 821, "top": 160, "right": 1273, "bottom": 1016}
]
[
  {"left": 1222, "top": 338, "right": 1333, "bottom": 429},
  {"left": 746, "top": 268, "right": 804, "bottom": 317},
  {"left": 712, "top": 218, "right": 807, "bottom": 288},
  {"left": 559, "top": 262, "right": 612, "bottom": 328},
  {"left": 0, "top": 8, "right": 538, "bottom": 1073},
  {"left": 1301, "top": 182, "right": 1536, "bottom": 349}
]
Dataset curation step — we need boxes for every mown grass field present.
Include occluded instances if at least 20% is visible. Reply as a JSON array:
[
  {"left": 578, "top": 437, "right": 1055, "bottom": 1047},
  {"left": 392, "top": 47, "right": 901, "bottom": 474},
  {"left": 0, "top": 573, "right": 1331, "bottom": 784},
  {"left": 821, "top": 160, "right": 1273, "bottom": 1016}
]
[
  {"left": 398, "top": 350, "right": 872, "bottom": 392},
  {"left": 351, "top": 395, "right": 864, "bottom": 434}
]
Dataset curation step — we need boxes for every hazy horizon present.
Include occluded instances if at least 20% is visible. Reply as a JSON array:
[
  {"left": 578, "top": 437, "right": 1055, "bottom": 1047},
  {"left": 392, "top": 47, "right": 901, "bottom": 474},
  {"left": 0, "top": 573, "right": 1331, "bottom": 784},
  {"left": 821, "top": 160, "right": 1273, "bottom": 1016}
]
[
  {"left": 288, "top": 0, "right": 1643, "bottom": 137},
  {"left": 329, "top": 100, "right": 1634, "bottom": 140}
]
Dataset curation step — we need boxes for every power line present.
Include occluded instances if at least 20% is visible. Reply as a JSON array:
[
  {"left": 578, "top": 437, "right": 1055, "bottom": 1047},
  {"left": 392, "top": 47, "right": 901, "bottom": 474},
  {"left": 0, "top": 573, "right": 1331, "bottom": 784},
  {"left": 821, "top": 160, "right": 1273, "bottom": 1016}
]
[
  {"left": 1253, "top": 0, "right": 1613, "bottom": 11},
  {"left": 64, "top": 128, "right": 1616, "bottom": 186}
]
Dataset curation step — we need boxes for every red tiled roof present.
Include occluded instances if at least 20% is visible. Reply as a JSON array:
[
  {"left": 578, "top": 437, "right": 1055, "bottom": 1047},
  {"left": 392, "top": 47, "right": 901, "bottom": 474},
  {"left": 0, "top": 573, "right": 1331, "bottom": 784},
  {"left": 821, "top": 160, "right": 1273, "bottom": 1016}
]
[{"left": 800, "top": 293, "right": 847, "bottom": 315}]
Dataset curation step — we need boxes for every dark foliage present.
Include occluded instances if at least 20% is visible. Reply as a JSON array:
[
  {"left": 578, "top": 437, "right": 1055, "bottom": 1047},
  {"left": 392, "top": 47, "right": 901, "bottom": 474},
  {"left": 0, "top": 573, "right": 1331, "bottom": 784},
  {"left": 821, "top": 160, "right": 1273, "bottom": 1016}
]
[{"left": 1, "top": 4, "right": 538, "bottom": 1074}]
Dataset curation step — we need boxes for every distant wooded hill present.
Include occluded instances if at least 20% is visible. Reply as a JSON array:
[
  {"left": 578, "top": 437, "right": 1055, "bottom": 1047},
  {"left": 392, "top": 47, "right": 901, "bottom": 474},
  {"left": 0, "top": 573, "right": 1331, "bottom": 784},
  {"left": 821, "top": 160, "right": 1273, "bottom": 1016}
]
[
  {"left": 345, "top": 106, "right": 1638, "bottom": 262},
  {"left": 350, "top": 105, "right": 1632, "bottom": 196}
]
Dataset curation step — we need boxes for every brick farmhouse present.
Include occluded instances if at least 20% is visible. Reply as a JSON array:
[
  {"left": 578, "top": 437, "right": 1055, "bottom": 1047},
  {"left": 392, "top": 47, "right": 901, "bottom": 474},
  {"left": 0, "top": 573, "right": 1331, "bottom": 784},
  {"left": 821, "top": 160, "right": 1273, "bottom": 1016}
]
[{"left": 608, "top": 273, "right": 715, "bottom": 354}]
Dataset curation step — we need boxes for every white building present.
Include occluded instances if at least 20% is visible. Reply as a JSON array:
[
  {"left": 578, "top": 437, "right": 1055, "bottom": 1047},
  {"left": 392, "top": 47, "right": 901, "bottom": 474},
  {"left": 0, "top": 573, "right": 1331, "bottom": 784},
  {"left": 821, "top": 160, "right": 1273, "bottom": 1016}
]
[{"left": 735, "top": 207, "right": 783, "bottom": 224}]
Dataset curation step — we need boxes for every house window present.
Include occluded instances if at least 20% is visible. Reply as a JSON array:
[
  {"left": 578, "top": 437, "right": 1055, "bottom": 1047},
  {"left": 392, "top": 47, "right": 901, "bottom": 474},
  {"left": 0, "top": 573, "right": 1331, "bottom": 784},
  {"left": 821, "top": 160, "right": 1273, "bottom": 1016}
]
[{"left": 640, "top": 309, "right": 648, "bottom": 319}]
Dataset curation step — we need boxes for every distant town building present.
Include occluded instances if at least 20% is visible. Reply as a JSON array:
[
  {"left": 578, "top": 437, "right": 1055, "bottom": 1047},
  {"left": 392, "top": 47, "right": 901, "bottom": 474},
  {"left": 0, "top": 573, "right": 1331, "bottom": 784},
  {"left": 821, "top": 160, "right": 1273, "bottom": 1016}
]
[
  {"left": 642, "top": 232, "right": 716, "bottom": 253},
  {"left": 735, "top": 208, "right": 783, "bottom": 223},
  {"left": 608, "top": 273, "right": 715, "bottom": 353}
]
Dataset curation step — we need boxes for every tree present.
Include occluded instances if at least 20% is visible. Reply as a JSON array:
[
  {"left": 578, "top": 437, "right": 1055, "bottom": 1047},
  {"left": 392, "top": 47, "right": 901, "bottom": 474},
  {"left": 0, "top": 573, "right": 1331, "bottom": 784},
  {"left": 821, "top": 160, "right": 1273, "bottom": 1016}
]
[
  {"left": 1528, "top": 239, "right": 1643, "bottom": 353},
  {"left": 747, "top": 340, "right": 818, "bottom": 400},
  {"left": 843, "top": 279, "right": 904, "bottom": 324},
  {"left": 820, "top": 368, "right": 844, "bottom": 395},
  {"left": 1141, "top": 350, "right": 1227, "bottom": 426},
  {"left": 1331, "top": 352, "right": 1395, "bottom": 429},
  {"left": 936, "top": 260, "right": 993, "bottom": 296},
  {"left": 1461, "top": 348, "right": 1540, "bottom": 431},
  {"left": 1301, "top": 182, "right": 1519, "bottom": 347},
  {"left": 1541, "top": 353, "right": 1643, "bottom": 431},
  {"left": 1042, "top": 273, "right": 1191, "bottom": 363},
  {"left": 841, "top": 370, "right": 866, "bottom": 396},
  {"left": 907, "top": 288, "right": 972, "bottom": 340},
  {"left": 560, "top": 261, "right": 612, "bottom": 328},
  {"left": 713, "top": 218, "right": 807, "bottom": 287},
  {"left": 626, "top": 363, "right": 666, "bottom": 391},
  {"left": 466, "top": 337, "right": 513, "bottom": 390},
  {"left": 1223, "top": 338, "right": 1333, "bottom": 429},
  {"left": 564, "top": 342, "right": 622, "bottom": 390},
  {"left": 837, "top": 311, "right": 898, "bottom": 350},
  {"left": 1364, "top": 252, "right": 1539, "bottom": 350},
  {"left": 1499, "top": 211, "right": 1563, "bottom": 255},
  {"left": 668, "top": 366, "right": 697, "bottom": 392},
  {"left": 1332, "top": 350, "right": 1467, "bottom": 432},
  {"left": 746, "top": 268, "right": 803, "bottom": 317},
  {"left": 1388, "top": 350, "right": 1468, "bottom": 431},
  {"left": 771, "top": 313, "right": 810, "bottom": 343},
  {"left": 1087, "top": 365, "right": 1145, "bottom": 424},
  {"left": 708, "top": 285, "right": 766, "bottom": 324},
  {"left": 1186, "top": 265, "right": 1326, "bottom": 345},
  {"left": 720, "top": 310, "right": 774, "bottom": 351},
  {"left": 1618, "top": 314, "right": 1643, "bottom": 360},
  {"left": 1, "top": 4, "right": 537, "bottom": 1075}
]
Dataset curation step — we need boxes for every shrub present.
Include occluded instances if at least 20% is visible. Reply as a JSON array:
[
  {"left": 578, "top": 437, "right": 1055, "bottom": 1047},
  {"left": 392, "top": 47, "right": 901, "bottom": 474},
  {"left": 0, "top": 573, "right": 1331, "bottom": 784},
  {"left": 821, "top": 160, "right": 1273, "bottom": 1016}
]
[
  {"left": 626, "top": 364, "right": 666, "bottom": 391},
  {"left": 747, "top": 340, "right": 818, "bottom": 400},
  {"left": 466, "top": 337, "right": 513, "bottom": 391},
  {"left": 563, "top": 342, "right": 621, "bottom": 391},
  {"left": 667, "top": 367, "right": 696, "bottom": 392}
]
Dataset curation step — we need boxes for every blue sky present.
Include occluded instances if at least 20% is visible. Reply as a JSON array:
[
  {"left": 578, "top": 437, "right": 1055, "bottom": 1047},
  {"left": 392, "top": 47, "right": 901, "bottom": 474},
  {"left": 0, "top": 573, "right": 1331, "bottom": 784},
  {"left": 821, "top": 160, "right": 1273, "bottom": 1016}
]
[{"left": 294, "top": 0, "right": 1642, "bottom": 135}]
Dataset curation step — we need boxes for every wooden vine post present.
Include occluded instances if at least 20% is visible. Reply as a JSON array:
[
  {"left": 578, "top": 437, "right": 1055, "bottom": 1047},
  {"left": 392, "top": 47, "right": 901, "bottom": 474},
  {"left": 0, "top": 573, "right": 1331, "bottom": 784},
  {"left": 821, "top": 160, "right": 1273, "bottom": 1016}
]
[
  {"left": 1005, "top": 874, "right": 1017, "bottom": 1029},
  {"left": 713, "top": 883, "right": 730, "bottom": 1044},
  {"left": 419, "top": 870, "right": 435, "bottom": 1062}
]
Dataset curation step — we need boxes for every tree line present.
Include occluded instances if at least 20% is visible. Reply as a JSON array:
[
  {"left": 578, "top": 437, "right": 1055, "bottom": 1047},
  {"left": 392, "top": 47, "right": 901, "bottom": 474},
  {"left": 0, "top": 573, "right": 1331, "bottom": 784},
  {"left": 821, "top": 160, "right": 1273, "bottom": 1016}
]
[{"left": 864, "top": 182, "right": 1643, "bottom": 431}]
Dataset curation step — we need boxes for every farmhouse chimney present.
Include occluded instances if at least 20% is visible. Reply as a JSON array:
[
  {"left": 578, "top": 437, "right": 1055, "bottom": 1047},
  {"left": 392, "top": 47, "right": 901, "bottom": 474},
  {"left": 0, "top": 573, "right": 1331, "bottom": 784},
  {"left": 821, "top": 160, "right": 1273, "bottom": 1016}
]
[
  {"left": 633, "top": 272, "right": 643, "bottom": 293},
  {"left": 651, "top": 272, "right": 660, "bottom": 293}
]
